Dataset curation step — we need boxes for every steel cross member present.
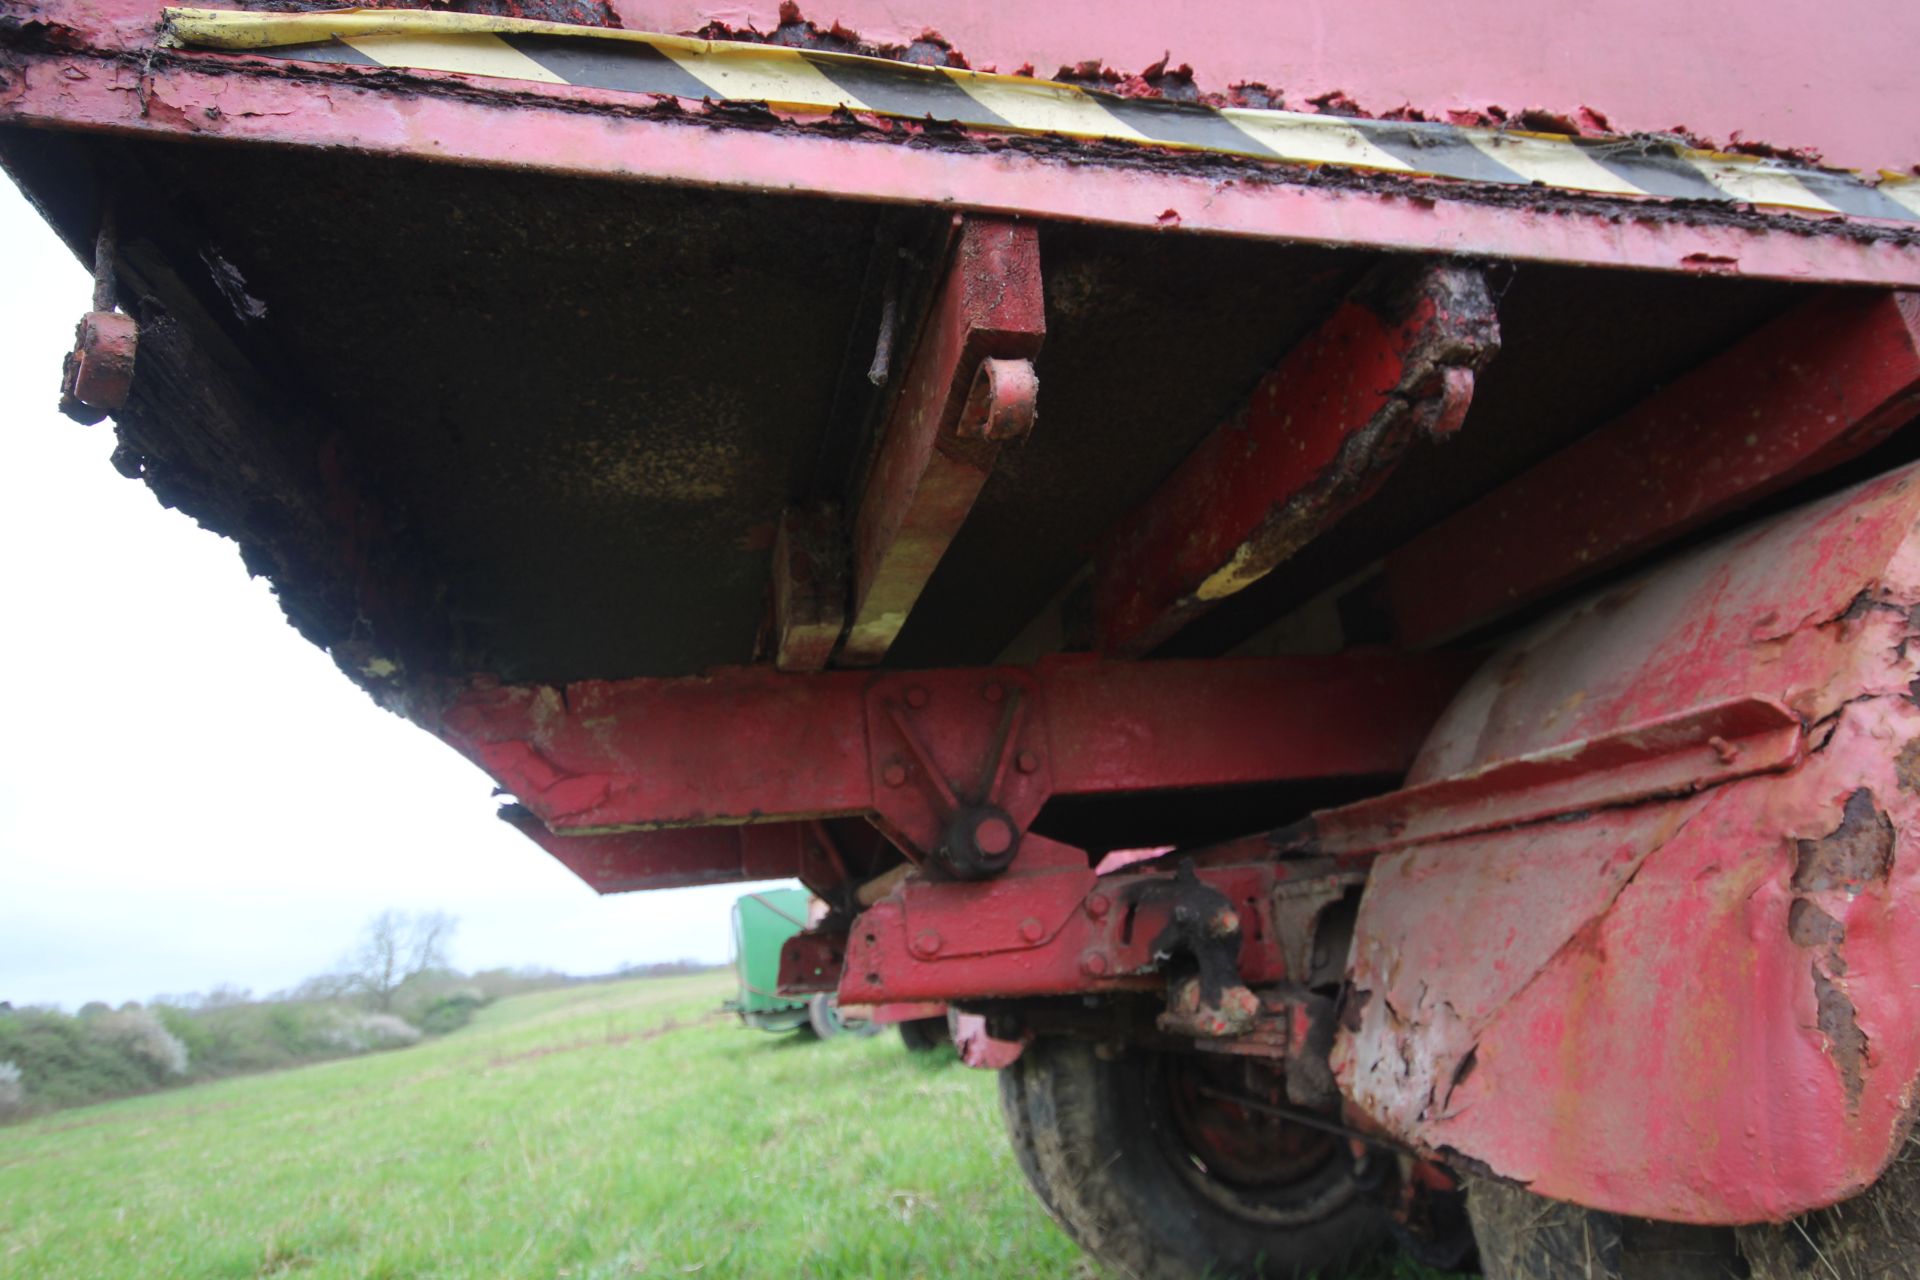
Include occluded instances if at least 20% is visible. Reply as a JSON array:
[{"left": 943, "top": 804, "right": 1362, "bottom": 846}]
[{"left": 426, "top": 651, "right": 1475, "bottom": 887}]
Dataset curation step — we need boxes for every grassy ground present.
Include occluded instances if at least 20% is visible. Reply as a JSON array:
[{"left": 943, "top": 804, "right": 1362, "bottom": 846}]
[{"left": 0, "top": 974, "right": 1461, "bottom": 1279}]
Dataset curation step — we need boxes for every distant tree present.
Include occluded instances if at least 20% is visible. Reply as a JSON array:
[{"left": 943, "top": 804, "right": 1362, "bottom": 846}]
[
  {"left": 279, "top": 972, "right": 355, "bottom": 1003},
  {"left": 346, "top": 911, "right": 456, "bottom": 1011},
  {"left": 0, "top": 1060, "right": 23, "bottom": 1119},
  {"left": 199, "top": 985, "right": 254, "bottom": 1010}
]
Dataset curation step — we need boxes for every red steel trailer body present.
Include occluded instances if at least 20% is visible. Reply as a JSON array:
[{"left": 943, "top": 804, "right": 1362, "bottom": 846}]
[{"left": 6, "top": 0, "right": 1920, "bottom": 1273}]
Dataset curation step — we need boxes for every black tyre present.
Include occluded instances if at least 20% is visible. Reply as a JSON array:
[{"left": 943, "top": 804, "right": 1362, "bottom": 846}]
[
  {"left": 897, "top": 1017, "right": 950, "bottom": 1053},
  {"left": 1473, "top": 1156, "right": 1920, "bottom": 1280},
  {"left": 1469, "top": 1180, "right": 1742, "bottom": 1280},
  {"left": 1735, "top": 1144, "right": 1920, "bottom": 1278},
  {"left": 806, "top": 993, "right": 880, "bottom": 1040},
  {"left": 999, "top": 1036, "right": 1392, "bottom": 1279}
]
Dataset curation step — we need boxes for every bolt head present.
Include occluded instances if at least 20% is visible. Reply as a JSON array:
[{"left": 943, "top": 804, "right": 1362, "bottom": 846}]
[
  {"left": 1016, "top": 750, "right": 1040, "bottom": 774},
  {"left": 1019, "top": 917, "right": 1044, "bottom": 943},
  {"left": 911, "top": 929, "right": 942, "bottom": 957},
  {"left": 882, "top": 762, "right": 908, "bottom": 787},
  {"left": 974, "top": 814, "right": 1015, "bottom": 856},
  {"left": 1080, "top": 950, "right": 1111, "bottom": 978},
  {"left": 982, "top": 682, "right": 1005, "bottom": 703},
  {"left": 1085, "top": 892, "right": 1111, "bottom": 920},
  {"left": 905, "top": 686, "right": 929, "bottom": 709}
]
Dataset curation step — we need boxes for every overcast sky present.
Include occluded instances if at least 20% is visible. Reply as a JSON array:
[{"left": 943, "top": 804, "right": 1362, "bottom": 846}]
[{"left": 0, "top": 181, "right": 785, "bottom": 1009}]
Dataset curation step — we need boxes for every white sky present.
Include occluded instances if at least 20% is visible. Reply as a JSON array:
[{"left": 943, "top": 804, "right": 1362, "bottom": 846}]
[{"left": 0, "top": 181, "right": 785, "bottom": 1009}]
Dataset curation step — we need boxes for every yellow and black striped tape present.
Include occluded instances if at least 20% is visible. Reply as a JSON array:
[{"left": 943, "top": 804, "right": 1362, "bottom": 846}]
[{"left": 162, "top": 7, "right": 1920, "bottom": 224}]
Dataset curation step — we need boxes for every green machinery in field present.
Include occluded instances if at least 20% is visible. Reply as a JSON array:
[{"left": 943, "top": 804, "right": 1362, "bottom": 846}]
[{"left": 728, "top": 889, "right": 872, "bottom": 1039}]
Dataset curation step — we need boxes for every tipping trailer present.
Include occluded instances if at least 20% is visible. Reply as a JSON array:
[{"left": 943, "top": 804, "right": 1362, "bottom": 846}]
[{"left": 6, "top": 0, "right": 1920, "bottom": 1273}]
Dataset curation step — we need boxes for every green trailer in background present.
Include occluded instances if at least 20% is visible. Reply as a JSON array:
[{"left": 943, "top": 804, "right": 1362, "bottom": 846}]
[
  {"left": 729, "top": 888, "right": 810, "bottom": 1032},
  {"left": 729, "top": 889, "right": 875, "bottom": 1039}
]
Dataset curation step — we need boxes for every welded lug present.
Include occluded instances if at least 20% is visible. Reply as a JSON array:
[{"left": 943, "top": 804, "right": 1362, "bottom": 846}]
[
  {"left": 777, "top": 928, "right": 848, "bottom": 996},
  {"left": 955, "top": 356, "right": 1037, "bottom": 442},
  {"left": 58, "top": 310, "right": 137, "bottom": 424}
]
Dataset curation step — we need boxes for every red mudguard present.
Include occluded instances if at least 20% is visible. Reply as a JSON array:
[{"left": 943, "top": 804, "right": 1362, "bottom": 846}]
[{"left": 1335, "top": 464, "right": 1920, "bottom": 1222}]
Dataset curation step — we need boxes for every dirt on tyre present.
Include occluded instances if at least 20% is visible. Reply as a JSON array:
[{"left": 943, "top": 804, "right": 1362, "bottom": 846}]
[
  {"left": 1472, "top": 1151, "right": 1920, "bottom": 1280},
  {"left": 1469, "top": 1180, "right": 1741, "bottom": 1280},
  {"left": 1000, "top": 1035, "right": 1393, "bottom": 1279}
]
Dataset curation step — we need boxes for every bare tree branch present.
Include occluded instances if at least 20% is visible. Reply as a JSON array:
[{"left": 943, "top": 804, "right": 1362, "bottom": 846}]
[{"left": 345, "top": 910, "right": 457, "bottom": 1011}]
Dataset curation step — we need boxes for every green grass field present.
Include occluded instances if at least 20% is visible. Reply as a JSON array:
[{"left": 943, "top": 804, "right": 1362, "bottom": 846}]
[{"left": 0, "top": 974, "right": 1459, "bottom": 1279}]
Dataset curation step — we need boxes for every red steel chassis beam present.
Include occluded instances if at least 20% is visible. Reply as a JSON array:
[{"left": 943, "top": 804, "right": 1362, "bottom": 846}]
[
  {"left": 2, "top": 40, "right": 1918, "bottom": 288},
  {"left": 1093, "top": 261, "right": 1499, "bottom": 656},
  {"left": 1388, "top": 287, "right": 1920, "bottom": 644},
  {"left": 827, "top": 692, "right": 1807, "bottom": 1008},
  {"left": 424, "top": 651, "right": 1475, "bottom": 887},
  {"left": 843, "top": 219, "right": 1045, "bottom": 665}
]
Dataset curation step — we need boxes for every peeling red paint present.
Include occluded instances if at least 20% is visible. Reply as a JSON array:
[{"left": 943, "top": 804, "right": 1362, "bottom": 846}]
[
  {"left": 634, "top": 0, "right": 1920, "bottom": 171},
  {"left": 5, "top": 39, "right": 1915, "bottom": 290},
  {"left": 1337, "top": 463, "right": 1920, "bottom": 1223}
]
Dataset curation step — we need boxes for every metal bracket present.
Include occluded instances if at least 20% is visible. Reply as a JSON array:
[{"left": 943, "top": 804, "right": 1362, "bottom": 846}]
[{"left": 864, "top": 667, "right": 1052, "bottom": 878}]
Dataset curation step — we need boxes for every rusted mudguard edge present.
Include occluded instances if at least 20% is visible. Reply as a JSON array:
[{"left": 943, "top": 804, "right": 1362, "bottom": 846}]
[{"left": 1334, "top": 462, "right": 1920, "bottom": 1224}]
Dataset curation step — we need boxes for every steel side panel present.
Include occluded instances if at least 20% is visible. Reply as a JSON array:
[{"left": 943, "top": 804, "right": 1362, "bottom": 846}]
[
  {"left": 3, "top": 54, "right": 1919, "bottom": 287},
  {"left": 615, "top": 0, "right": 1920, "bottom": 175},
  {"left": 13, "top": 0, "right": 1920, "bottom": 172}
]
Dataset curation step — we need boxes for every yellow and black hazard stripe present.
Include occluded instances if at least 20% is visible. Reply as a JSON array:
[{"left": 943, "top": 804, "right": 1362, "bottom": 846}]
[{"left": 162, "top": 8, "right": 1920, "bottom": 224}]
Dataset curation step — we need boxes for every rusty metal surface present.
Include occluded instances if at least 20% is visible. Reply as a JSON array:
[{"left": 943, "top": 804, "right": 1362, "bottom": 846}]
[
  {"left": 499, "top": 802, "right": 805, "bottom": 891},
  {"left": 57, "top": 309, "right": 137, "bottom": 423},
  {"left": 79, "top": 134, "right": 880, "bottom": 684},
  {"left": 1, "top": 48, "right": 1890, "bottom": 706},
  {"left": 1335, "top": 463, "right": 1920, "bottom": 1223},
  {"left": 425, "top": 650, "right": 1470, "bottom": 851},
  {"left": 770, "top": 504, "right": 847, "bottom": 672},
  {"left": 5, "top": 20, "right": 1918, "bottom": 287},
  {"left": 14, "top": 0, "right": 1920, "bottom": 178},
  {"left": 1091, "top": 260, "right": 1499, "bottom": 657},
  {"left": 1388, "top": 288, "right": 1920, "bottom": 646},
  {"left": 1165, "top": 265, "right": 1804, "bottom": 660},
  {"left": 614, "top": 0, "right": 1920, "bottom": 176},
  {"left": 842, "top": 218, "right": 1045, "bottom": 665}
]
